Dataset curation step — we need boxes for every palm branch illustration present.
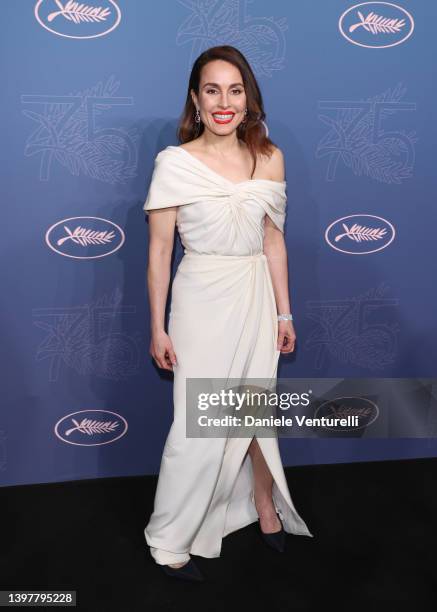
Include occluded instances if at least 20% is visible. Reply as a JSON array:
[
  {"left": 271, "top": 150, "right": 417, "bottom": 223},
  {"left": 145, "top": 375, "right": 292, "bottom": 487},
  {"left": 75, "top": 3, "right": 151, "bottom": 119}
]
[
  {"left": 33, "top": 289, "right": 141, "bottom": 381},
  {"left": 335, "top": 223, "right": 387, "bottom": 243},
  {"left": 22, "top": 75, "right": 139, "bottom": 183},
  {"left": 65, "top": 418, "right": 119, "bottom": 436},
  {"left": 57, "top": 225, "right": 115, "bottom": 246},
  {"left": 305, "top": 283, "right": 399, "bottom": 370},
  {"left": 176, "top": 0, "right": 287, "bottom": 78},
  {"left": 349, "top": 11, "right": 405, "bottom": 34},
  {"left": 48, "top": 0, "right": 110, "bottom": 23},
  {"left": 316, "top": 83, "right": 417, "bottom": 184},
  {"left": 327, "top": 405, "right": 373, "bottom": 420}
]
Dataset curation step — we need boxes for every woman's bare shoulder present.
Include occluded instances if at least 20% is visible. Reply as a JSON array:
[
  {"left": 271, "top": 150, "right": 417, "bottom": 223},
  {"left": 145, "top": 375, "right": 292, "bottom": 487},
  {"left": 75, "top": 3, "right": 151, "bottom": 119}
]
[{"left": 258, "top": 145, "right": 285, "bottom": 182}]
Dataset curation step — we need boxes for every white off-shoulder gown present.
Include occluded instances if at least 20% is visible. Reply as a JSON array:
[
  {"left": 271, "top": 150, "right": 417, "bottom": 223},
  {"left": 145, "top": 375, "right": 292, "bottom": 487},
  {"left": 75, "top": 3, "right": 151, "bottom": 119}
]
[{"left": 143, "top": 145, "right": 313, "bottom": 565}]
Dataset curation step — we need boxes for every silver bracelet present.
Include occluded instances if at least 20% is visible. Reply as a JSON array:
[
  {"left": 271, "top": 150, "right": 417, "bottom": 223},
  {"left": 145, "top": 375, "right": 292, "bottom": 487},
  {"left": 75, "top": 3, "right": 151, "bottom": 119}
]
[{"left": 277, "top": 313, "right": 293, "bottom": 321}]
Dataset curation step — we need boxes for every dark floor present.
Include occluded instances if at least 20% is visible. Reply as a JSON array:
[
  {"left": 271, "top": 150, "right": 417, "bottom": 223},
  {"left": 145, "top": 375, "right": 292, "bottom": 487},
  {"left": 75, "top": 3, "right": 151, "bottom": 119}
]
[{"left": 1, "top": 458, "right": 436, "bottom": 611}]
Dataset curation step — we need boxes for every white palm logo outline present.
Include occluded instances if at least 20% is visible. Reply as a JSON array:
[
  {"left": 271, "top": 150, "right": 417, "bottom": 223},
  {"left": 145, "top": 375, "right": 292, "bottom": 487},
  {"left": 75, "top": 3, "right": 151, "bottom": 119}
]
[
  {"left": 349, "top": 10, "right": 405, "bottom": 34},
  {"left": 47, "top": 0, "right": 110, "bottom": 24}
]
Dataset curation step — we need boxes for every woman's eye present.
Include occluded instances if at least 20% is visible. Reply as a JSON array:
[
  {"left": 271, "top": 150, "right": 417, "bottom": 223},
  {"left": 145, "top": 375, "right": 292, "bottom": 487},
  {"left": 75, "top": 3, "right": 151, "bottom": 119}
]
[{"left": 206, "top": 89, "right": 243, "bottom": 94}]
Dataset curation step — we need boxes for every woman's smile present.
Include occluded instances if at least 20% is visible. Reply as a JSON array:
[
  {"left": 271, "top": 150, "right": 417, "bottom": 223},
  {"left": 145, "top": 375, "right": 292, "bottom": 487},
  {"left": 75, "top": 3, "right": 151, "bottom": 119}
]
[{"left": 211, "top": 112, "right": 235, "bottom": 124}]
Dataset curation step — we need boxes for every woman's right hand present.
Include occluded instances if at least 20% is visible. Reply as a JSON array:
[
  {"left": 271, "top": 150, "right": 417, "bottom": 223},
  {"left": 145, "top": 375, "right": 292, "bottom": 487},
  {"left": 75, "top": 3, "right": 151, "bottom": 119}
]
[{"left": 150, "top": 329, "right": 178, "bottom": 371}]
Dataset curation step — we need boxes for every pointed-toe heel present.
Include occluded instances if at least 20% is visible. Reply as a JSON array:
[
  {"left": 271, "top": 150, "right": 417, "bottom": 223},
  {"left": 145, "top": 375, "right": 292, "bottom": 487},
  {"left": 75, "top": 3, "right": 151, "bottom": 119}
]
[
  {"left": 250, "top": 492, "right": 286, "bottom": 553},
  {"left": 259, "top": 512, "right": 286, "bottom": 553},
  {"left": 161, "top": 558, "right": 205, "bottom": 582}
]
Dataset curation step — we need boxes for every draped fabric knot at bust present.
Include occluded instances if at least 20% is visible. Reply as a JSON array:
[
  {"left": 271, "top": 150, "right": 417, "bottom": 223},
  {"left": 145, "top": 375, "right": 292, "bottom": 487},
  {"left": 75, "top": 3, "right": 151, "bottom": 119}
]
[{"left": 143, "top": 145, "right": 288, "bottom": 257}]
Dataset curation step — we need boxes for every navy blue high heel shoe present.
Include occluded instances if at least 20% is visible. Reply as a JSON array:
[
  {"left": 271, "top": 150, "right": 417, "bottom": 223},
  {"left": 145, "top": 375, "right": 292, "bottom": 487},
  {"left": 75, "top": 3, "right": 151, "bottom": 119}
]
[
  {"left": 161, "top": 558, "right": 205, "bottom": 582},
  {"left": 250, "top": 490, "right": 286, "bottom": 552},
  {"left": 258, "top": 511, "right": 286, "bottom": 552}
]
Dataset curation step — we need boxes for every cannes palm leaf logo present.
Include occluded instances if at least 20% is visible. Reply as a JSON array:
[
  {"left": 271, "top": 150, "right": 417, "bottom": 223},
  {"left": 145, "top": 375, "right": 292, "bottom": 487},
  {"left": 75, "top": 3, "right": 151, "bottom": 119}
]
[
  {"left": 328, "top": 404, "right": 374, "bottom": 419},
  {"left": 47, "top": 0, "right": 111, "bottom": 23},
  {"left": 339, "top": 3, "right": 414, "bottom": 49},
  {"left": 349, "top": 10, "right": 405, "bottom": 34},
  {"left": 65, "top": 417, "right": 119, "bottom": 436},
  {"left": 335, "top": 222, "right": 387, "bottom": 243},
  {"left": 57, "top": 225, "right": 115, "bottom": 247}
]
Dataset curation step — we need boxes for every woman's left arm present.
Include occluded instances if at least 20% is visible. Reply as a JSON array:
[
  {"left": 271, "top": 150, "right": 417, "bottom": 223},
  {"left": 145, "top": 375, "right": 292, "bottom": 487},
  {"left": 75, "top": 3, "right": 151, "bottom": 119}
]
[
  {"left": 263, "top": 147, "right": 296, "bottom": 354},
  {"left": 264, "top": 218, "right": 295, "bottom": 353}
]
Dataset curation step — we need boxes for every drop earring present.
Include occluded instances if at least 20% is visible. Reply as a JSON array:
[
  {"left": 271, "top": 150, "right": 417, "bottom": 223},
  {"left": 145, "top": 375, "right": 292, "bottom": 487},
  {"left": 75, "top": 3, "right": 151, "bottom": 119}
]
[{"left": 195, "top": 108, "right": 201, "bottom": 123}]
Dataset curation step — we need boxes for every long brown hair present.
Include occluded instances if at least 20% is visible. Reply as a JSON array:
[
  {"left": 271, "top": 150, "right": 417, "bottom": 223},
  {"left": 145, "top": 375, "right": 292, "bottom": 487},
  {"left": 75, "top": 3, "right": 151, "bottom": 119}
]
[{"left": 176, "top": 45, "right": 277, "bottom": 178}]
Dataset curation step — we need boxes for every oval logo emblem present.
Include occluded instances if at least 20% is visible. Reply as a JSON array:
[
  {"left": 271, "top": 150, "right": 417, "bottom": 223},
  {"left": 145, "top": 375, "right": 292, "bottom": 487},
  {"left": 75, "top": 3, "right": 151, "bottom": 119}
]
[
  {"left": 339, "top": 2, "right": 414, "bottom": 48},
  {"left": 325, "top": 214, "right": 395, "bottom": 254},
  {"left": 315, "top": 396, "right": 379, "bottom": 432},
  {"left": 35, "top": 0, "right": 121, "bottom": 39},
  {"left": 46, "top": 216, "right": 125, "bottom": 259},
  {"left": 55, "top": 409, "right": 128, "bottom": 446}
]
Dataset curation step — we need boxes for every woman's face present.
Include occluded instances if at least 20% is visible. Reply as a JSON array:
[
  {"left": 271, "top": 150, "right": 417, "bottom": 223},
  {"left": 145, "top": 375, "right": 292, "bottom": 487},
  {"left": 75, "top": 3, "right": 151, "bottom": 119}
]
[{"left": 191, "top": 59, "right": 247, "bottom": 136}]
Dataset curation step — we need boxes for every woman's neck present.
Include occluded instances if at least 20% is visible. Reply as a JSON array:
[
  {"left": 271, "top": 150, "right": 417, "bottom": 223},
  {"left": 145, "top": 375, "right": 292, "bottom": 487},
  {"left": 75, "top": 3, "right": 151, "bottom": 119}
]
[{"left": 196, "top": 132, "right": 242, "bottom": 155}]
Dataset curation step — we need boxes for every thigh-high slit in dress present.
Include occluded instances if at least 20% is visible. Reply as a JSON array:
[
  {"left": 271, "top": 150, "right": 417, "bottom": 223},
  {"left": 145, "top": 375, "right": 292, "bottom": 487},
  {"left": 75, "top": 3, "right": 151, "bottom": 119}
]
[{"left": 143, "top": 145, "right": 313, "bottom": 565}]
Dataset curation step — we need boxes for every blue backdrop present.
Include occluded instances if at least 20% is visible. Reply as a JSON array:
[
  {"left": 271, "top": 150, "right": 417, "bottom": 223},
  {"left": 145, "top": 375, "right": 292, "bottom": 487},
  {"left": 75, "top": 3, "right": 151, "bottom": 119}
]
[{"left": 1, "top": 0, "right": 436, "bottom": 487}]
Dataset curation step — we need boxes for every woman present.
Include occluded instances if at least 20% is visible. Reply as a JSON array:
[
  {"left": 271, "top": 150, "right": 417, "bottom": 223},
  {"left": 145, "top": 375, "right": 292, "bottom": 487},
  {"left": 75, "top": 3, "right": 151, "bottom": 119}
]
[{"left": 143, "top": 45, "right": 313, "bottom": 582}]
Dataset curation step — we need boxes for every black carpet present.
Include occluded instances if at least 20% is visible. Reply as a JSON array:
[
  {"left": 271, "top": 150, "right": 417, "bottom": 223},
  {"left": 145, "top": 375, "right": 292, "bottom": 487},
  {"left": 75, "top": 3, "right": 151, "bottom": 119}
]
[{"left": 1, "top": 458, "right": 436, "bottom": 611}]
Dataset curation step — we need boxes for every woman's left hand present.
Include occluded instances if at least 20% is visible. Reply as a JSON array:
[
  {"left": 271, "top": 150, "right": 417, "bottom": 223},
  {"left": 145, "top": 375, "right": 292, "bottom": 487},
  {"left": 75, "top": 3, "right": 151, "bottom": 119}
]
[{"left": 277, "top": 320, "right": 296, "bottom": 353}]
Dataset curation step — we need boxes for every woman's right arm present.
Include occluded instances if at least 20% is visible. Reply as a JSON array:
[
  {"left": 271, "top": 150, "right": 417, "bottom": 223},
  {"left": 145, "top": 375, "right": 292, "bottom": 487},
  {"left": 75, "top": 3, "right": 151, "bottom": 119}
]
[{"left": 147, "top": 207, "right": 178, "bottom": 371}]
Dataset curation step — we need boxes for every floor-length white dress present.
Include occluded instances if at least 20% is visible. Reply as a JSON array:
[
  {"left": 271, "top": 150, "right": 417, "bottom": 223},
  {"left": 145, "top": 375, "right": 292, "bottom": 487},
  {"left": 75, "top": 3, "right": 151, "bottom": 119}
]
[{"left": 143, "top": 145, "right": 313, "bottom": 565}]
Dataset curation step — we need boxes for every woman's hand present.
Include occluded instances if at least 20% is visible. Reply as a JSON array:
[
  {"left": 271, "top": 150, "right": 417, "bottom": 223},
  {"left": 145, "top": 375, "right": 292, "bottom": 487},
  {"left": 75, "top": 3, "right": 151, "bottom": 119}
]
[
  {"left": 277, "top": 320, "right": 296, "bottom": 353},
  {"left": 150, "top": 329, "right": 178, "bottom": 371}
]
